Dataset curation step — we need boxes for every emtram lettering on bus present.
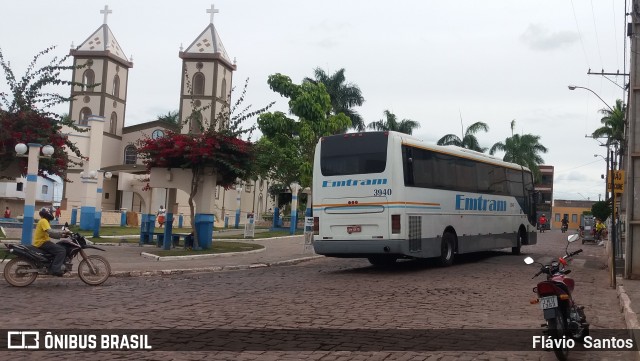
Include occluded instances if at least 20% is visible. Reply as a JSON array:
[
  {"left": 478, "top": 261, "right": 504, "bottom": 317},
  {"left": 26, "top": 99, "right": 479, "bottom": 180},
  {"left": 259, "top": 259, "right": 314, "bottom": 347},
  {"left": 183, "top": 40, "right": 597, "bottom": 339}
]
[
  {"left": 455, "top": 194, "right": 507, "bottom": 212},
  {"left": 322, "top": 178, "right": 388, "bottom": 188}
]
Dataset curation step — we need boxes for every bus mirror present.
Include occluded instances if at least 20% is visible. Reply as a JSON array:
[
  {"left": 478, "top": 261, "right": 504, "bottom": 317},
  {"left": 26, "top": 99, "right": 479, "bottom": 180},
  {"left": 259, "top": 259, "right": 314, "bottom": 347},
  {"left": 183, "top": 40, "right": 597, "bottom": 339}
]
[{"left": 533, "top": 191, "right": 542, "bottom": 204}]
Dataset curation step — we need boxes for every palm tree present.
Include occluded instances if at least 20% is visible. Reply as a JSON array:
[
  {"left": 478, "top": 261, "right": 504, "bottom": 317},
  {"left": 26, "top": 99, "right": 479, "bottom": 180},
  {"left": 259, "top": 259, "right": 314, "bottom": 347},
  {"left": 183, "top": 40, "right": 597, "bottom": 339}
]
[
  {"left": 304, "top": 68, "right": 365, "bottom": 131},
  {"left": 592, "top": 99, "right": 625, "bottom": 166},
  {"left": 437, "top": 121, "right": 489, "bottom": 152},
  {"left": 489, "top": 120, "right": 548, "bottom": 180},
  {"left": 593, "top": 99, "right": 625, "bottom": 143},
  {"left": 367, "top": 110, "right": 420, "bottom": 135}
]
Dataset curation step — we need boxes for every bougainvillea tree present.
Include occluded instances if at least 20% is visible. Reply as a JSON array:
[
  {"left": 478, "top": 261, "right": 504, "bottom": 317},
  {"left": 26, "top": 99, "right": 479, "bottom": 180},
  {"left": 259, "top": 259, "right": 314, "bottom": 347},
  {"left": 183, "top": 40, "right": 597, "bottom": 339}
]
[
  {"left": 0, "top": 46, "right": 86, "bottom": 180},
  {"left": 137, "top": 78, "right": 273, "bottom": 246}
]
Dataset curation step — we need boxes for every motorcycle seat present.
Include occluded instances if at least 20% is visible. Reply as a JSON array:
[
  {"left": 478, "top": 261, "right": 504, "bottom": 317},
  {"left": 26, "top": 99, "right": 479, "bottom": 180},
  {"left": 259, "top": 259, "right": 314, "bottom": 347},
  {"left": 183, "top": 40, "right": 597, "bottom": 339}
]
[{"left": 22, "top": 245, "right": 53, "bottom": 260}]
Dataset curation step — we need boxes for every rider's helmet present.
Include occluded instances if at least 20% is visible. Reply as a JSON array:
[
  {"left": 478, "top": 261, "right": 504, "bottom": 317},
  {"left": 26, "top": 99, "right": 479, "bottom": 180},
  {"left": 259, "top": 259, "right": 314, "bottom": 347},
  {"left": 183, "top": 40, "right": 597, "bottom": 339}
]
[{"left": 39, "top": 207, "right": 54, "bottom": 221}]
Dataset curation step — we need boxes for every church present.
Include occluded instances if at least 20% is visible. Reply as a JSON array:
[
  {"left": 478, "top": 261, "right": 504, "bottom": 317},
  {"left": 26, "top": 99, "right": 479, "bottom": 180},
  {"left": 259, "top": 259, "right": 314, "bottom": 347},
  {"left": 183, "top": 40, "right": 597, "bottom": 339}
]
[{"left": 56, "top": 5, "right": 275, "bottom": 230}]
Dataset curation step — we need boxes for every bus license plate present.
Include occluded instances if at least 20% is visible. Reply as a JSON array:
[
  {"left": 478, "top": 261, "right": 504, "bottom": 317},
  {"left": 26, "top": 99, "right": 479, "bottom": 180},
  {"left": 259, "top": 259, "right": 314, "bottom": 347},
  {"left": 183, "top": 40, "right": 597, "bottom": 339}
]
[
  {"left": 539, "top": 296, "right": 558, "bottom": 310},
  {"left": 347, "top": 226, "right": 361, "bottom": 234}
]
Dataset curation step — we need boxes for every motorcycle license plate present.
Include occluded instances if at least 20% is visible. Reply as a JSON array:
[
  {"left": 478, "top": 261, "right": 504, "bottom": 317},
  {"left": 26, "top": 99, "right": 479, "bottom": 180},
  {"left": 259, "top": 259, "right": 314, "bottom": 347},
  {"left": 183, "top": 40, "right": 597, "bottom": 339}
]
[{"left": 539, "top": 296, "right": 558, "bottom": 310}]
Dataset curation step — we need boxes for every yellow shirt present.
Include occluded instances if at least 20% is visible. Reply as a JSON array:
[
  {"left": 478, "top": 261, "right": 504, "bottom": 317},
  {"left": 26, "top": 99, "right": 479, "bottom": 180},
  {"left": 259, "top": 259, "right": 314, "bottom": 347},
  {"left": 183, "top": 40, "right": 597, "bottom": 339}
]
[{"left": 33, "top": 218, "right": 51, "bottom": 247}]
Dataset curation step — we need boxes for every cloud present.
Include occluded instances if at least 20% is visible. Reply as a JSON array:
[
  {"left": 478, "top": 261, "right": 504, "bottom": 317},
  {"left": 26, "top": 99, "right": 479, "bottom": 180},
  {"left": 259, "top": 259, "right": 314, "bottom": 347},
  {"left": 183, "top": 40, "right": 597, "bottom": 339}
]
[{"left": 520, "top": 24, "right": 579, "bottom": 51}]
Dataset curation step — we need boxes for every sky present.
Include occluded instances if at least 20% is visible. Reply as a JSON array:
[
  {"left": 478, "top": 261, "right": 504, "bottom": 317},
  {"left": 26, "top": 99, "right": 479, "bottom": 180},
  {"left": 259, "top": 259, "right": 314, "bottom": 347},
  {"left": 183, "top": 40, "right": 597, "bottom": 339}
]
[{"left": 0, "top": 0, "right": 629, "bottom": 202}]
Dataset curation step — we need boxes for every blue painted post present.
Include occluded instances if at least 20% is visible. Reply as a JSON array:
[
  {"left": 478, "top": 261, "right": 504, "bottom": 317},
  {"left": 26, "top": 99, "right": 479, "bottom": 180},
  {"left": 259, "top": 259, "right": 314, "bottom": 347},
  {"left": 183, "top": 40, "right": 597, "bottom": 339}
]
[
  {"left": 235, "top": 187, "right": 241, "bottom": 229},
  {"left": 290, "top": 184, "right": 299, "bottom": 235},
  {"left": 120, "top": 209, "right": 127, "bottom": 227},
  {"left": 92, "top": 210, "right": 102, "bottom": 238},
  {"left": 148, "top": 214, "right": 156, "bottom": 244},
  {"left": 80, "top": 206, "right": 96, "bottom": 231},
  {"left": 194, "top": 214, "right": 214, "bottom": 249},
  {"left": 163, "top": 212, "right": 174, "bottom": 250},
  {"left": 70, "top": 207, "right": 78, "bottom": 226},
  {"left": 21, "top": 205, "right": 35, "bottom": 246},
  {"left": 224, "top": 215, "right": 229, "bottom": 228},
  {"left": 272, "top": 207, "right": 279, "bottom": 229},
  {"left": 178, "top": 213, "right": 183, "bottom": 228},
  {"left": 139, "top": 214, "right": 149, "bottom": 245}
]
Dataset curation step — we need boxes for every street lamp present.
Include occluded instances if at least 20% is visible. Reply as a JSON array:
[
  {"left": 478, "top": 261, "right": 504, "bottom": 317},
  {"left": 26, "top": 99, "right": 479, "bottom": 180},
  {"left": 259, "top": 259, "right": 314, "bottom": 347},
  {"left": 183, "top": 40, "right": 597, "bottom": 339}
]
[
  {"left": 568, "top": 85, "right": 614, "bottom": 112},
  {"left": 569, "top": 85, "right": 618, "bottom": 288},
  {"left": 15, "top": 143, "right": 55, "bottom": 245}
]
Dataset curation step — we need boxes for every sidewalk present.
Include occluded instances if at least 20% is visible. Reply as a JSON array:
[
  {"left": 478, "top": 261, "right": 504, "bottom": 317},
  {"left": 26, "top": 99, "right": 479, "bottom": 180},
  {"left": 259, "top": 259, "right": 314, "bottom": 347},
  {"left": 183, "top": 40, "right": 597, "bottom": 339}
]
[{"left": 0, "top": 228, "right": 322, "bottom": 277}]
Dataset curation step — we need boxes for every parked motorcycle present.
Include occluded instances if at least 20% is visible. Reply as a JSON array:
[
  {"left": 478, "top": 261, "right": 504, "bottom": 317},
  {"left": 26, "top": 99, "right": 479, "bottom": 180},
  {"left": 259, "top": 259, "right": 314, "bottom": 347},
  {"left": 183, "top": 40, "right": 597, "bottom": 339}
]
[
  {"left": 524, "top": 234, "right": 589, "bottom": 361},
  {"left": 2, "top": 223, "right": 111, "bottom": 287}
]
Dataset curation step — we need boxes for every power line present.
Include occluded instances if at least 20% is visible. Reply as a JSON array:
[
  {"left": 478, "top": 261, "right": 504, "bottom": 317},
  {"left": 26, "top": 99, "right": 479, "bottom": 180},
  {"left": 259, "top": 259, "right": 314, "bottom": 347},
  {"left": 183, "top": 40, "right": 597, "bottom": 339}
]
[
  {"left": 590, "top": 0, "right": 605, "bottom": 68},
  {"left": 571, "top": 0, "right": 591, "bottom": 69}
]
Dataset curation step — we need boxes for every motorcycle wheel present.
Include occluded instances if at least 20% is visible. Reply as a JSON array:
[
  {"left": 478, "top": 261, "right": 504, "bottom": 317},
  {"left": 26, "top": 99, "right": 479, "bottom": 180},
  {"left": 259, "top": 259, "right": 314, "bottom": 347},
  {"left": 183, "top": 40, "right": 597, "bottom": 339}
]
[
  {"left": 548, "top": 316, "right": 570, "bottom": 361},
  {"left": 78, "top": 255, "right": 111, "bottom": 286},
  {"left": 3, "top": 258, "right": 38, "bottom": 287}
]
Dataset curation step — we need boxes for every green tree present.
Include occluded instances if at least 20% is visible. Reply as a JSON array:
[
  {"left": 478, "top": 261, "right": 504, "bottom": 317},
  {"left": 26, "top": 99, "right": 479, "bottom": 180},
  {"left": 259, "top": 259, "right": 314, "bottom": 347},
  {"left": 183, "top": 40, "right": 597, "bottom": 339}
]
[
  {"left": 367, "top": 110, "right": 420, "bottom": 135},
  {"left": 592, "top": 99, "right": 625, "bottom": 166},
  {"left": 591, "top": 200, "right": 612, "bottom": 222},
  {"left": 304, "top": 68, "right": 365, "bottom": 131},
  {"left": 0, "top": 46, "right": 86, "bottom": 180},
  {"left": 489, "top": 120, "right": 548, "bottom": 180},
  {"left": 256, "top": 73, "right": 351, "bottom": 189},
  {"left": 155, "top": 110, "right": 179, "bottom": 126},
  {"left": 437, "top": 121, "right": 489, "bottom": 152}
]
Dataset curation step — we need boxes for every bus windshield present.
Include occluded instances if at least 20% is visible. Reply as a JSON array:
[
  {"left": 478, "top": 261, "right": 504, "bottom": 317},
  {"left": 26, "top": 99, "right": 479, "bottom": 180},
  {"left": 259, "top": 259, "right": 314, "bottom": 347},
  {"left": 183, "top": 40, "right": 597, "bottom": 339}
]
[{"left": 320, "top": 133, "right": 388, "bottom": 176}]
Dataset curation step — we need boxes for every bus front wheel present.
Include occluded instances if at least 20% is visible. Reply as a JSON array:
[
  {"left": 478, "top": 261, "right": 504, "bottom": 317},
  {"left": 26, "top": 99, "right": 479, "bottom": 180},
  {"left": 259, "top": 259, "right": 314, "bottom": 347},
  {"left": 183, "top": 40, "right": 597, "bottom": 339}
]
[{"left": 437, "top": 232, "right": 455, "bottom": 267}]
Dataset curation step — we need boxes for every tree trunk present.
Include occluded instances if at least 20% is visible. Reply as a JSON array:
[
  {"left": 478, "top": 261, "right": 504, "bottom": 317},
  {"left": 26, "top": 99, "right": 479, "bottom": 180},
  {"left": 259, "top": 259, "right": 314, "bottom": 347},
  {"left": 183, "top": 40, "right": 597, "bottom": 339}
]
[{"left": 188, "top": 167, "right": 202, "bottom": 248}]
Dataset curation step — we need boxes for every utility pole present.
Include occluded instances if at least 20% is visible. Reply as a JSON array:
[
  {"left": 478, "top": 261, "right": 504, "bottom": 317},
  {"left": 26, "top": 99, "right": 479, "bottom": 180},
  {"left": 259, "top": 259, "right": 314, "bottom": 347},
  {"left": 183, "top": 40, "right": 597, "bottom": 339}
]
[{"left": 625, "top": 3, "right": 640, "bottom": 279}]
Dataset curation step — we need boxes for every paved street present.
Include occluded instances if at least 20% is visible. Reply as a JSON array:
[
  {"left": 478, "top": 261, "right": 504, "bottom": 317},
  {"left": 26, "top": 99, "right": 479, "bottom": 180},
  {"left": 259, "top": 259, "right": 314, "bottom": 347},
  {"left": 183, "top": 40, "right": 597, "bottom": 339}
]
[{"left": 1, "top": 230, "right": 634, "bottom": 360}]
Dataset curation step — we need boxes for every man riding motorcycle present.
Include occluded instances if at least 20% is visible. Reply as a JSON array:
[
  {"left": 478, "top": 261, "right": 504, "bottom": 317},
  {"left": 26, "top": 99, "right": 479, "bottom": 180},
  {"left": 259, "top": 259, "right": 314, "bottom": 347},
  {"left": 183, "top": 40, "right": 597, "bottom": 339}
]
[
  {"left": 33, "top": 207, "right": 68, "bottom": 276},
  {"left": 561, "top": 216, "right": 569, "bottom": 232}
]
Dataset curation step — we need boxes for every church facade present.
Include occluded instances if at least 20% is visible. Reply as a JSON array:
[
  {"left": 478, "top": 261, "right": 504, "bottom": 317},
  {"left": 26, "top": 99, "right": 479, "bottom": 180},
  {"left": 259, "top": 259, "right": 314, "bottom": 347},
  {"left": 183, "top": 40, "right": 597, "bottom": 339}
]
[{"left": 59, "top": 5, "right": 275, "bottom": 229}]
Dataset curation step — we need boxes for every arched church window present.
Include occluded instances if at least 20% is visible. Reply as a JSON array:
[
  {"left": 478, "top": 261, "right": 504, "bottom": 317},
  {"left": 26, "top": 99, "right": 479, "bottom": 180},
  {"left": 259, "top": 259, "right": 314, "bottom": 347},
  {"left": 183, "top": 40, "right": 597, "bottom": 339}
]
[
  {"left": 110, "top": 112, "right": 118, "bottom": 134},
  {"left": 221, "top": 78, "right": 227, "bottom": 102},
  {"left": 124, "top": 145, "right": 137, "bottom": 165},
  {"left": 193, "top": 72, "right": 205, "bottom": 95},
  {"left": 79, "top": 107, "right": 92, "bottom": 126},
  {"left": 82, "top": 69, "right": 95, "bottom": 92},
  {"left": 112, "top": 75, "right": 120, "bottom": 98}
]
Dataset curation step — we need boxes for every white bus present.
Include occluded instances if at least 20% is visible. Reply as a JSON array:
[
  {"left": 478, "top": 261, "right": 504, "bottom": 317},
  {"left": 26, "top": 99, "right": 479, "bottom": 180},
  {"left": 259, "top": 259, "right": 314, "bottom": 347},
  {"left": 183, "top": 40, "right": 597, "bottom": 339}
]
[{"left": 312, "top": 131, "right": 538, "bottom": 266}]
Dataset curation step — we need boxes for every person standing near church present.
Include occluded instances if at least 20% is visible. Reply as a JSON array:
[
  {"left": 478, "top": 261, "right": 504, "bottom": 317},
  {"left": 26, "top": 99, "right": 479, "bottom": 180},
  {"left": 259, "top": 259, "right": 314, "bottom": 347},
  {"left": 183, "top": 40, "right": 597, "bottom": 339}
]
[
  {"left": 55, "top": 207, "right": 61, "bottom": 221},
  {"left": 157, "top": 205, "right": 166, "bottom": 228},
  {"left": 4, "top": 206, "right": 10, "bottom": 218}
]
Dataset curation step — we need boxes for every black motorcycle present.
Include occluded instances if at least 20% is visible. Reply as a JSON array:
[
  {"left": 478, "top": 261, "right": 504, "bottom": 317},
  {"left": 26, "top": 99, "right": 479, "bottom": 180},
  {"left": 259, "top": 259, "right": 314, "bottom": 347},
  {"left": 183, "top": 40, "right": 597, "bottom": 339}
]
[{"left": 2, "top": 224, "right": 111, "bottom": 286}]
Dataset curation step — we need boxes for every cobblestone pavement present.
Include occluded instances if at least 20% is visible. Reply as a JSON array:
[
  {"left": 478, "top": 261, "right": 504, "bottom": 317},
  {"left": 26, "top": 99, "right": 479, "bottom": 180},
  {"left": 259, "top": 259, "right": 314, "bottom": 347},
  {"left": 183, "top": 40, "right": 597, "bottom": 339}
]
[{"left": 0, "top": 230, "right": 634, "bottom": 360}]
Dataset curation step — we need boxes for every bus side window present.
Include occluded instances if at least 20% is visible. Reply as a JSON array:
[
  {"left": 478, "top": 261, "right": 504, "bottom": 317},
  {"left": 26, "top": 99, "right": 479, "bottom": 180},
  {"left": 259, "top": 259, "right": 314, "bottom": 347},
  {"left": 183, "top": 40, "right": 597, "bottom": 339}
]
[{"left": 403, "top": 146, "right": 414, "bottom": 186}]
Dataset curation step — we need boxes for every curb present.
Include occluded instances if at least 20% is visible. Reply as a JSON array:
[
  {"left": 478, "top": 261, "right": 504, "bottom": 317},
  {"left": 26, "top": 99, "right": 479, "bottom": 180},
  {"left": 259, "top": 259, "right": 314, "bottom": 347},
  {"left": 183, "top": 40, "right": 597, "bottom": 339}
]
[
  {"left": 109, "top": 255, "right": 323, "bottom": 277},
  {"left": 0, "top": 255, "right": 324, "bottom": 278},
  {"left": 139, "top": 247, "right": 266, "bottom": 261},
  {"left": 616, "top": 279, "right": 640, "bottom": 360}
]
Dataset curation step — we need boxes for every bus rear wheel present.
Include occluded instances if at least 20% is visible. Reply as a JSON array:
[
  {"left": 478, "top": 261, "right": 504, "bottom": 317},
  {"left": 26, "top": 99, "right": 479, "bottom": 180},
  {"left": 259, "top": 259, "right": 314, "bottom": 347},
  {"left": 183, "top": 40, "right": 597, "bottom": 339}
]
[
  {"left": 437, "top": 232, "right": 455, "bottom": 267},
  {"left": 512, "top": 231, "right": 523, "bottom": 255},
  {"left": 367, "top": 256, "right": 397, "bottom": 267}
]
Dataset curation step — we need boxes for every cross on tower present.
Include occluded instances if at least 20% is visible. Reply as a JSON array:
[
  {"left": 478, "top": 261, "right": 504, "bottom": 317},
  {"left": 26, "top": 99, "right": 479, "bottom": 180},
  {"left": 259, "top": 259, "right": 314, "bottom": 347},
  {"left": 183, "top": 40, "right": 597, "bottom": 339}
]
[
  {"left": 206, "top": 4, "right": 219, "bottom": 24},
  {"left": 100, "top": 5, "right": 112, "bottom": 25}
]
